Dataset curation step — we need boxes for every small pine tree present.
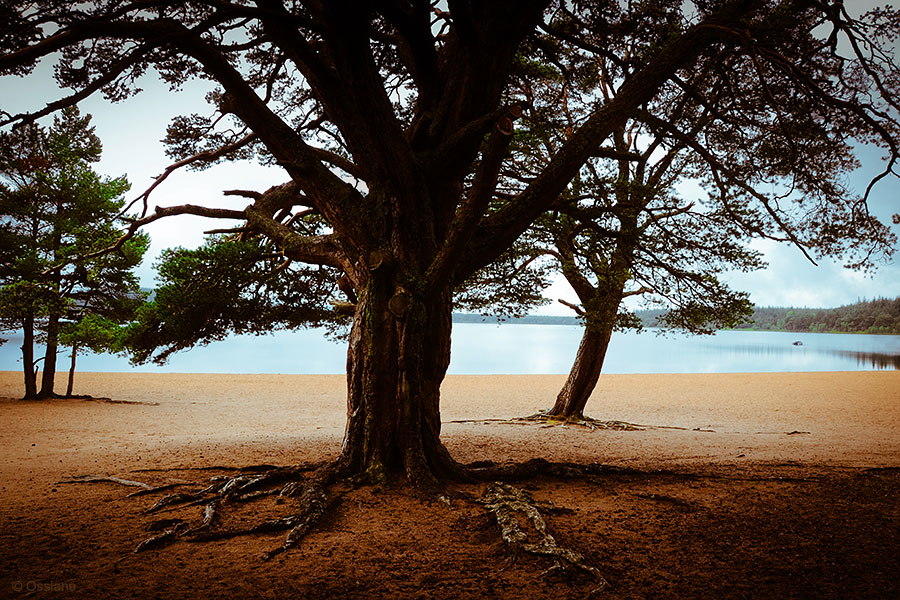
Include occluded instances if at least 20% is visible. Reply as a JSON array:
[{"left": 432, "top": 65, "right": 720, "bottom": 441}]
[{"left": 0, "top": 107, "right": 148, "bottom": 399}]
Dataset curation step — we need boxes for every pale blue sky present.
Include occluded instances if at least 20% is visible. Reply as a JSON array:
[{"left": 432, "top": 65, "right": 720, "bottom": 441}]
[{"left": 2, "top": 59, "right": 899, "bottom": 313}]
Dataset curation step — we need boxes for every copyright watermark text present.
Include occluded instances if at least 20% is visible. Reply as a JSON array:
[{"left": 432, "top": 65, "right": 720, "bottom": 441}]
[{"left": 11, "top": 580, "right": 77, "bottom": 593}]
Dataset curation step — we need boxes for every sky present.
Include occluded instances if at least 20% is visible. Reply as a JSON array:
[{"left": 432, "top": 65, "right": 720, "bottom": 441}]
[{"left": 2, "top": 43, "right": 899, "bottom": 315}]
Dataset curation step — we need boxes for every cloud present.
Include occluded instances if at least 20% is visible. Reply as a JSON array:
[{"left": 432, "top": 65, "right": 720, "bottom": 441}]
[{"left": 724, "top": 239, "right": 900, "bottom": 308}]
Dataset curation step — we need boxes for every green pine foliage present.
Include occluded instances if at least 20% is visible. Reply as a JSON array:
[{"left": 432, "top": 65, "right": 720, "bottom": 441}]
[{"left": 124, "top": 236, "right": 347, "bottom": 365}]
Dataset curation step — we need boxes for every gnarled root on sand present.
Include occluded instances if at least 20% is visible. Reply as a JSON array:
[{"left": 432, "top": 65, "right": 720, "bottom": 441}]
[
  {"left": 64, "top": 463, "right": 341, "bottom": 558},
  {"left": 62, "top": 458, "right": 621, "bottom": 593},
  {"left": 479, "top": 482, "right": 608, "bottom": 594},
  {"left": 449, "top": 412, "right": 646, "bottom": 431}
]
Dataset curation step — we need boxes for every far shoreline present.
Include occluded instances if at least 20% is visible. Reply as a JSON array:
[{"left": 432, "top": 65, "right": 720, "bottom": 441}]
[{"left": 3, "top": 326, "right": 899, "bottom": 375}]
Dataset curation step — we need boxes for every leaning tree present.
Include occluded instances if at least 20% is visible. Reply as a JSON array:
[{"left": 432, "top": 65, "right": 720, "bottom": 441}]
[
  {"left": 3, "top": 1, "right": 899, "bottom": 549},
  {"left": 496, "top": 2, "right": 898, "bottom": 421}
]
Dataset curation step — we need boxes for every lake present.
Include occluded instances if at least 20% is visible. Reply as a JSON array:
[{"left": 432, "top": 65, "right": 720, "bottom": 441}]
[{"left": 2, "top": 324, "right": 899, "bottom": 375}]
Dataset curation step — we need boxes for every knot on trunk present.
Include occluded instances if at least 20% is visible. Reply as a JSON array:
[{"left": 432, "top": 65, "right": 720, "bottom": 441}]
[
  {"left": 495, "top": 103, "right": 524, "bottom": 136},
  {"left": 495, "top": 116, "right": 515, "bottom": 136},
  {"left": 388, "top": 288, "right": 411, "bottom": 317},
  {"left": 365, "top": 249, "right": 388, "bottom": 271}
]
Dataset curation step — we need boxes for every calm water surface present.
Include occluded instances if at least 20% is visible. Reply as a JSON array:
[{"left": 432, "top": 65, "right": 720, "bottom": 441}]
[{"left": 2, "top": 325, "right": 899, "bottom": 375}]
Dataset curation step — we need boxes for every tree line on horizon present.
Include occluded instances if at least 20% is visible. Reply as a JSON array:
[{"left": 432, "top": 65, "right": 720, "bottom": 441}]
[
  {"left": 633, "top": 297, "right": 900, "bottom": 334},
  {"left": 737, "top": 297, "right": 900, "bottom": 335}
]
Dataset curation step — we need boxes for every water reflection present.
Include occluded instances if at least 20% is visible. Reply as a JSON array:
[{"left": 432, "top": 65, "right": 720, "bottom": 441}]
[
  {"left": 834, "top": 350, "right": 900, "bottom": 370},
  {"left": 709, "top": 343, "right": 900, "bottom": 371}
]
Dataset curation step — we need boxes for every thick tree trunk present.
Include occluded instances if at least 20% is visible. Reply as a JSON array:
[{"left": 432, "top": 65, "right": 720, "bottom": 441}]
[
  {"left": 547, "top": 322, "right": 614, "bottom": 420},
  {"left": 66, "top": 343, "right": 78, "bottom": 397},
  {"left": 39, "top": 311, "right": 60, "bottom": 398},
  {"left": 337, "top": 275, "right": 463, "bottom": 489},
  {"left": 21, "top": 314, "right": 37, "bottom": 399}
]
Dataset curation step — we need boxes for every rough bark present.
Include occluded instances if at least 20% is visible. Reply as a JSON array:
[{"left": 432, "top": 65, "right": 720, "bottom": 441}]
[
  {"left": 39, "top": 215, "right": 62, "bottom": 399},
  {"left": 548, "top": 126, "right": 645, "bottom": 420},
  {"left": 547, "top": 320, "right": 616, "bottom": 420},
  {"left": 38, "top": 310, "right": 59, "bottom": 398},
  {"left": 21, "top": 313, "right": 37, "bottom": 399},
  {"left": 66, "top": 342, "right": 78, "bottom": 397},
  {"left": 338, "top": 274, "right": 465, "bottom": 489}
]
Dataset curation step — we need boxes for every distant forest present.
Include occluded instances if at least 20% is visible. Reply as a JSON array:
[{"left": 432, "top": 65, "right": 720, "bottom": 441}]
[
  {"left": 733, "top": 297, "right": 900, "bottom": 335},
  {"left": 633, "top": 297, "right": 900, "bottom": 334},
  {"left": 455, "top": 297, "right": 900, "bottom": 335}
]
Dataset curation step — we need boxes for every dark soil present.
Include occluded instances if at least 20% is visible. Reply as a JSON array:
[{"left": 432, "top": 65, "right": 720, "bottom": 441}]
[{"left": 2, "top": 463, "right": 898, "bottom": 599}]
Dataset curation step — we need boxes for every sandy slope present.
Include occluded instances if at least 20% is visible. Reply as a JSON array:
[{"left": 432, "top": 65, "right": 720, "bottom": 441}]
[
  {"left": 1, "top": 371, "right": 898, "bottom": 599},
  {"left": 1, "top": 371, "right": 898, "bottom": 491}
]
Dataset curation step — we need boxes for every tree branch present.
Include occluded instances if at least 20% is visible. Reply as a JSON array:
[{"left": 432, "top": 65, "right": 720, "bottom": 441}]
[
  {"left": 459, "top": 2, "right": 753, "bottom": 279},
  {"left": 78, "top": 204, "right": 247, "bottom": 265},
  {"left": 557, "top": 298, "right": 585, "bottom": 316},
  {"left": 429, "top": 116, "right": 518, "bottom": 293},
  {"left": 634, "top": 109, "right": 818, "bottom": 265},
  {"left": 0, "top": 41, "right": 156, "bottom": 128},
  {"left": 121, "top": 133, "right": 257, "bottom": 218},
  {"left": 244, "top": 207, "right": 348, "bottom": 271}
]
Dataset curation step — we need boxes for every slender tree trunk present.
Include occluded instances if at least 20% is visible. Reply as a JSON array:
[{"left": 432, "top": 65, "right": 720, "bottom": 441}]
[
  {"left": 547, "top": 321, "right": 615, "bottom": 420},
  {"left": 549, "top": 154, "right": 643, "bottom": 419},
  {"left": 39, "top": 311, "right": 59, "bottom": 398},
  {"left": 337, "top": 275, "right": 463, "bottom": 489},
  {"left": 66, "top": 342, "right": 78, "bottom": 397},
  {"left": 39, "top": 201, "right": 63, "bottom": 399},
  {"left": 21, "top": 314, "right": 37, "bottom": 399}
]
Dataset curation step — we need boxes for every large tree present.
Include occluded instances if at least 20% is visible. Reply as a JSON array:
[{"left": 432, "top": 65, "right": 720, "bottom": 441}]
[
  {"left": 0, "top": 106, "right": 147, "bottom": 399},
  {"left": 2, "top": 1, "right": 898, "bottom": 491}
]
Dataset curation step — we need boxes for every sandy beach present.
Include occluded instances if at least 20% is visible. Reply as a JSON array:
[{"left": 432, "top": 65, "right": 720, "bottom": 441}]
[{"left": 1, "top": 370, "right": 899, "bottom": 598}]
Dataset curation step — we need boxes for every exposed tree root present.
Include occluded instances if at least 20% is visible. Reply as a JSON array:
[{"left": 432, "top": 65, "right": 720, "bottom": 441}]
[
  {"left": 59, "top": 455, "right": 816, "bottom": 600},
  {"left": 449, "top": 412, "right": 733, "bottom": 433},
  {"left": 449, "top": 413, "right": 654, "bottom": 431},
  {"left": 479, "top": 482, "right": 608, "bottom": 594},
  {"left": 518, "top": 412, "right": 647, "bottom": 431},
  {"left": 126, "top": 483, "right": 190, "bottom": 497},
  {"left": 66, "top": 463, "right": 344, "bottom": 557},
  {"left": 57, "top": 475, "right": 156, "bottom": 490}
]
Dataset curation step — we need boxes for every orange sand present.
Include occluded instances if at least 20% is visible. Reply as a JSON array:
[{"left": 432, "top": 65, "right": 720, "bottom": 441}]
[
  {"left": 1, "top": 371, "right": 897, "bottom": 502},
  {"left": 1, "top": 371, "right": 898, "bottom": 600}
]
